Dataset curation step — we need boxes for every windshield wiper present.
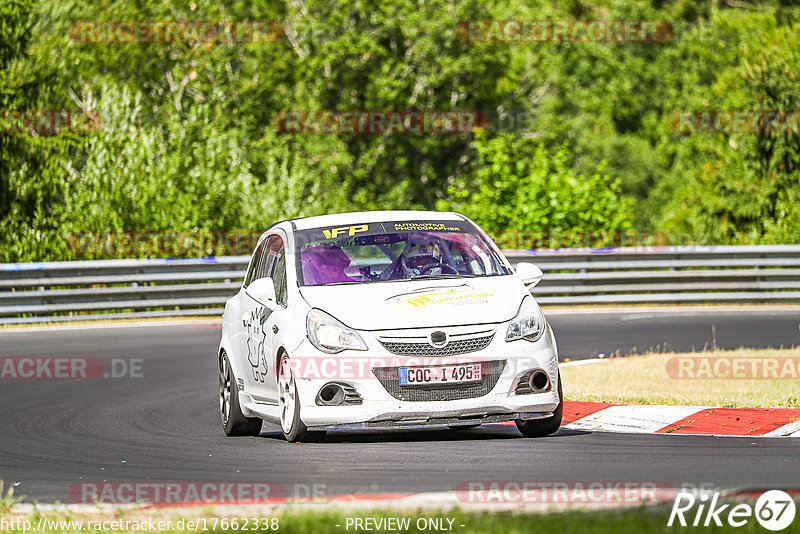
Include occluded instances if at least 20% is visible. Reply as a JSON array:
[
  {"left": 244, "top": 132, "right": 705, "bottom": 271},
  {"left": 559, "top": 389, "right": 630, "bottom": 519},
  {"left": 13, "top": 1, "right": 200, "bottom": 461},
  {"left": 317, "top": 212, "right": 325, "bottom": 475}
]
[{"left": 407, "top": 273, "right": 465, "bottom": 280}]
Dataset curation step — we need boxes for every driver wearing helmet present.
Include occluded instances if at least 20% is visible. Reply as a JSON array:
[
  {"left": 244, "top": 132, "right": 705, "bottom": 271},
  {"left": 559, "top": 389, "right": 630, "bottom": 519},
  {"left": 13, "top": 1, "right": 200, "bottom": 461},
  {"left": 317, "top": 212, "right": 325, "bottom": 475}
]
[{"left": 400, "top": 242, "right": 443, "bottom": 277}]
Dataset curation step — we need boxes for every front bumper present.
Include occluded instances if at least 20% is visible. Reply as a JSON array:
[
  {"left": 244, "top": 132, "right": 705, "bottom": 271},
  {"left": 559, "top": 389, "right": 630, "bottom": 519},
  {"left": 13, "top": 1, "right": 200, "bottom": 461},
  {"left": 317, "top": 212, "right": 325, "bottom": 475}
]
[
  {"left": 290, "top": 323, "right": 560, "bottom": 428},
  {"left": 309, "top": 411, "right": 554, "bottom": 431}
]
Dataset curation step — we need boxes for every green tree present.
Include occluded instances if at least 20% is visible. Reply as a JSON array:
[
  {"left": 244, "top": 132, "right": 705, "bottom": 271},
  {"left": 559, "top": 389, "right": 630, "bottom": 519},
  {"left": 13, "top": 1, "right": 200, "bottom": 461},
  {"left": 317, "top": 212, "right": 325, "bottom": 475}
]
[
  {"left": 658, "top": 11, "right": 800, "bottom": 243},
  {"left": 437, "top": 132, "right": 633, "bottom": 247}
]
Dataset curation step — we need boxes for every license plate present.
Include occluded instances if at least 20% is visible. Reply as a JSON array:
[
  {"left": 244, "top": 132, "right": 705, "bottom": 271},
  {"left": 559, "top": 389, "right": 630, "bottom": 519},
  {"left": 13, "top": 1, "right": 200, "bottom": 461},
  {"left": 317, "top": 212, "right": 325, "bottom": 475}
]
[{"left": 399, "top": 363, "right": 482, "bottom": 386}]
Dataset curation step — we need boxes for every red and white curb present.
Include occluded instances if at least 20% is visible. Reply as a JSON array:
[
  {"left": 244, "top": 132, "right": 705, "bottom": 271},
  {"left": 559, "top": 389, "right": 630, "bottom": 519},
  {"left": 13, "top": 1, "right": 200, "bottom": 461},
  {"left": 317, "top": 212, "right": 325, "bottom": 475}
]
[{"left": 560, "top": 401, "right": 800, "bottom": 437}]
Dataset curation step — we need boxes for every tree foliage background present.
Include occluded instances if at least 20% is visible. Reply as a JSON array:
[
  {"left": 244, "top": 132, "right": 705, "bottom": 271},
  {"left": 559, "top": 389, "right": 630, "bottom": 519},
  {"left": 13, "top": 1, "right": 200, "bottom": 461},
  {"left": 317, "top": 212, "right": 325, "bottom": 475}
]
[{"left": 1, "top": 0, "right": 799, "bottom": 261}]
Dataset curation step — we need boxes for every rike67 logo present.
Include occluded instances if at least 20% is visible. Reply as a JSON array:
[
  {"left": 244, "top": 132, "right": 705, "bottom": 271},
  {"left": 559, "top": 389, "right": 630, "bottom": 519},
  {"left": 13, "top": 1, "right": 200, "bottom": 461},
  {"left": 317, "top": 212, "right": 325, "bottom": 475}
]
[{"left": 668, "top": 490, "right": 796, "bottom": 531}]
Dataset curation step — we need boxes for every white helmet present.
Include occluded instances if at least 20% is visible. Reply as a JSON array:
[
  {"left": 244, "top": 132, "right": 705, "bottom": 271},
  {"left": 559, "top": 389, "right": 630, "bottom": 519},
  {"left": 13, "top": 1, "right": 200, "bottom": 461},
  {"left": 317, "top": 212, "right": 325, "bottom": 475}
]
[{"left": 400, "top": 243, "right": 442, "bottom": 276}]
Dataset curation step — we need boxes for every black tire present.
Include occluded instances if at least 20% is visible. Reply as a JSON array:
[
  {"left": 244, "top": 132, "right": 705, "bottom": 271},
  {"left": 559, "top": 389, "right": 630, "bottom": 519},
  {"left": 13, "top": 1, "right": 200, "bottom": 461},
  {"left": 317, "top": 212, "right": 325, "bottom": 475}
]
[
  {"left": 219, "top": 352, "right": 262, "bottom": 436},
  {"left": 278, "top": 353, "right": 326, "bottom": 443},
  {"left": 515, "top": 375, "right": 563, "bottom": 438}
]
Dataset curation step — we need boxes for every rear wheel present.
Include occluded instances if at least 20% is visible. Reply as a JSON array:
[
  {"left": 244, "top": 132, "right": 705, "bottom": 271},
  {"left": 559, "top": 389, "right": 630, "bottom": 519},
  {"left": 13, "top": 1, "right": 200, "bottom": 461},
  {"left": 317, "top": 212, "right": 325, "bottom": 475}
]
[
  {"left": 219, "top": 352, "right": 262, "bottom": 436},
  {"left": 515, "top": 375, "right": 563, "bottom": 438},
  {"left": 278, "top": 353, "right": 326, "bottom": 443}
]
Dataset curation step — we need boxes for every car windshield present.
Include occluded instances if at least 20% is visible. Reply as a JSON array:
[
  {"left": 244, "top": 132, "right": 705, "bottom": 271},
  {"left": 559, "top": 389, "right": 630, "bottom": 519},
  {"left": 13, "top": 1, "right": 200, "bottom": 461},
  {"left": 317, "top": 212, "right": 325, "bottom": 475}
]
[{"left": 295, "top": 220, "right": 511, "bottom": 286}]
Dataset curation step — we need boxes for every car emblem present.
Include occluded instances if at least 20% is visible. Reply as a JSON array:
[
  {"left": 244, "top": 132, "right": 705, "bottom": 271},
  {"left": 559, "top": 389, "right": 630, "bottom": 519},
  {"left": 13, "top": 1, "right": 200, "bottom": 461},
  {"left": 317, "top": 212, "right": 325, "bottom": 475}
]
[{"left": 429, "top": 331, "right": 448, "bottom": 348}]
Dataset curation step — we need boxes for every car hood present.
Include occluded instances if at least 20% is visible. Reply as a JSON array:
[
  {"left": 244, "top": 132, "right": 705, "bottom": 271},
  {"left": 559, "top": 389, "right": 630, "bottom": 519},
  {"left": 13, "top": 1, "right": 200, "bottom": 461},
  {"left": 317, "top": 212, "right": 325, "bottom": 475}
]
[{"left": 298, "top": 276, "right": 527, "bottom": 330}]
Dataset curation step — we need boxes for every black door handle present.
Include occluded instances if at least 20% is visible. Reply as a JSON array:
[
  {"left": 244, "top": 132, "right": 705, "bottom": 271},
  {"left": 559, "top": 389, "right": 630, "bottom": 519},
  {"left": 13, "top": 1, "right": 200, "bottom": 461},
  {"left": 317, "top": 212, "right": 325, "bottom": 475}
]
[{"left": 272, "top": 325, "right": 279, "bottom": 334}]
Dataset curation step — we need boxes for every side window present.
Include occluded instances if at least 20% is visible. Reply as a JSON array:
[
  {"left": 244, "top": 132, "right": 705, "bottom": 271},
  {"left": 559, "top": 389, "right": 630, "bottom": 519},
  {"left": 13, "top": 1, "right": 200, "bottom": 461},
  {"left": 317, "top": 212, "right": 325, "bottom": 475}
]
[
  {"left": 246, "top": 234, "right": 288, "bottom": 306},
  {"left": 254, "top": 236, "right": 278, "bottom": 280},
  {"left": 273, "top": 248, "right": 288, "bottom": 306},
  {"left": 264, "top": 236, "right": 288, "bottom": 306},
  {"left": 244, "top": 239, "right": 267, "bottom": 287},
  {"left": 256, "top": 236, "right": 278, "bottom": 282}
]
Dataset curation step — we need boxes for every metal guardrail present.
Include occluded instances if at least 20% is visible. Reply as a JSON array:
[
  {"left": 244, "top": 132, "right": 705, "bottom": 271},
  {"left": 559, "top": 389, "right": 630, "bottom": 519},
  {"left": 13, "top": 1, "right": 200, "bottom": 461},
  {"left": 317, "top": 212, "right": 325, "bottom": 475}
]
[{"left": 1, "top": 245, "right": 799, "bottom": 324}]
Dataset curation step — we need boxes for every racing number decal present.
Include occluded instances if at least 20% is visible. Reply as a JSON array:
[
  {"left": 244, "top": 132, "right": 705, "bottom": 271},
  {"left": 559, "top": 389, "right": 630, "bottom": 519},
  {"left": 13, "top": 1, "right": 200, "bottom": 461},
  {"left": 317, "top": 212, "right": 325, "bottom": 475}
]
[{"left": 322, "top": 225, "right": 368, "bottom": 239}]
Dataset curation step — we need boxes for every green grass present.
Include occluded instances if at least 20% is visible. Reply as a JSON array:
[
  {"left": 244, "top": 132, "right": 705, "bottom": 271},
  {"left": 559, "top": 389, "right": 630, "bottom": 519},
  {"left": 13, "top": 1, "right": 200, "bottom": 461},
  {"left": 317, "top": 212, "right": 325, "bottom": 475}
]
[
  {"left": 2, "top": 504, "right": 799, "bottom": 533},
  {"left": 274, "top": 506, "right": 799, "bottom": 533},
  {"left": 562, "top": 348, "right": 800, "bottom": 408},
  {"left": 0, "top": 483, "right": 20, "bottom": 518},
  {"left": 0, "top": 316, "right": 219, "bottom": 329}
]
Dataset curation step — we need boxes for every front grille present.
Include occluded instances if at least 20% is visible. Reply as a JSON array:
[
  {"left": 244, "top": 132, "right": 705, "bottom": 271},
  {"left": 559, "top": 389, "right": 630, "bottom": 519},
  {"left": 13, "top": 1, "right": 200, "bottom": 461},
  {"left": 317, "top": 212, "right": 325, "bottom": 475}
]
[
  {"left": 379, "top": 334, "right": 493, "bottom": 356},
  {"left": 372, "top": 360, "right": 507, "bottom": 402}
]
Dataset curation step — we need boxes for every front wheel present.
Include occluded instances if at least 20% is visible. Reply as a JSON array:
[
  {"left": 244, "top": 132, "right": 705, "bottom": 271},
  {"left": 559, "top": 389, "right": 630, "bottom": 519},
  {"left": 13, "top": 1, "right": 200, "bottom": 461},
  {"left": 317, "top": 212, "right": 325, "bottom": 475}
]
[
  {"left": 278, "top": 353, "right": 326, "bottom": 443},
  {"left": 515, "top": 375, "right": 563, "bottom": 438},
  {"left": 219, "top": 352, "right": 262, "bottom": 436}
]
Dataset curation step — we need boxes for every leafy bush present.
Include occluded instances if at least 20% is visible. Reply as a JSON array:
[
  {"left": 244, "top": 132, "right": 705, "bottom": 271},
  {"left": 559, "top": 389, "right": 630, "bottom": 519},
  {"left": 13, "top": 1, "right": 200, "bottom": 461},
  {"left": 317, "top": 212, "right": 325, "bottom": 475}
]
[
  {"left": 657, "top": 11, "right": 800, "bottom": 244},
  {"left": 437, "top": 132, "right": 633, "bottom": 247},
  {"left": 2, "top": 0, "right": 800, "bottom": 261}
]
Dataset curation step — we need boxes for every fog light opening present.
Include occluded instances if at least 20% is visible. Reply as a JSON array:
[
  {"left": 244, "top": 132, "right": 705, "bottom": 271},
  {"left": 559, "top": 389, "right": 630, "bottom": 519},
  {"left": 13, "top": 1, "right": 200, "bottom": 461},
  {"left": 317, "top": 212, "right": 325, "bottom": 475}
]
[
  {"left": 317, "top": 383, "right": 346, "bottom": 406},
  {"left": 528, "top": 370, "right": 550, "bottom": 393}
]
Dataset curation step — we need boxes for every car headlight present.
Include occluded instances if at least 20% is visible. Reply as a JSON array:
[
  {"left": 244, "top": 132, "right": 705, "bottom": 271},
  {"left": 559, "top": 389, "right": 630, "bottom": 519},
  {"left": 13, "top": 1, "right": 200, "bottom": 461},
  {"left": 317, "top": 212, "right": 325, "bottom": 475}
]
[
  {"left": 506, "top": 297, "right": 546, "bottom": 342},
  {"left": 306, "top": 309, "right": 368, "bottom": 353}
]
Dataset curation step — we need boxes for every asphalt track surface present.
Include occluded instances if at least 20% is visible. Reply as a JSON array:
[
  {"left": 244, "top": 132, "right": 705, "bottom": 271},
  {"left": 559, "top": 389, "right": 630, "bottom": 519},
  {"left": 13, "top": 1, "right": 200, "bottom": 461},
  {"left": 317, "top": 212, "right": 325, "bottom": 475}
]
[{"left": 1, "top": 307, "right": 799, "bottom": 504}]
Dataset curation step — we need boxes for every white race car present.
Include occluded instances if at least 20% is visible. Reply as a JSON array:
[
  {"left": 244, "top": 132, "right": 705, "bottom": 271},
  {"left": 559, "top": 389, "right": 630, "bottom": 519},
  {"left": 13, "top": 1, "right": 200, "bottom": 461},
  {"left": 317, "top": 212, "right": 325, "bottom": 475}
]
[{"left": 218, "top": 211, "right": 561, "bottom": 442}]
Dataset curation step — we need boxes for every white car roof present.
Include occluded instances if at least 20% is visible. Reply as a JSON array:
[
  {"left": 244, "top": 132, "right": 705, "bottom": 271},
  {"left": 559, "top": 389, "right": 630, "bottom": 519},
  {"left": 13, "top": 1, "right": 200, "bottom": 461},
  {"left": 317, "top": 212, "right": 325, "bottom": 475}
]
[{"left": 283, "top": 210, "right": 465, "bottom": 231}]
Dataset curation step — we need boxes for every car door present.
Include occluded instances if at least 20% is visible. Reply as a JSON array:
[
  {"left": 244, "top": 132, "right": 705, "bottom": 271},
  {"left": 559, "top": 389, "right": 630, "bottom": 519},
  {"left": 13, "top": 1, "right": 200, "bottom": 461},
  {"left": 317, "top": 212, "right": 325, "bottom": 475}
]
[
  {"left": 239, "top": 236, "right": 275, "bottom": 400},
  {"left": 261, "top": 236, "right": 289, "bottom": 403},
  {"left": 240, "top": 234, "right": 288, "bottom": 403},
  {"left": 233, "top": 237, "right": 265, "bottom": 387}
]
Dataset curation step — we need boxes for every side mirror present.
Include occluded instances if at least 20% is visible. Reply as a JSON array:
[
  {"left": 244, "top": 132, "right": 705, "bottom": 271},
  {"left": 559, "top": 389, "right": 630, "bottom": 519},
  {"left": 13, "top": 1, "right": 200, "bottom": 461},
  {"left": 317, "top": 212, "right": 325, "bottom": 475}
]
[
  {"left": 515, "top": 262, "right": 543, "bottom": 288},
  {"left": 246, "top": 277, "right": 276, "bottom": 304}
]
